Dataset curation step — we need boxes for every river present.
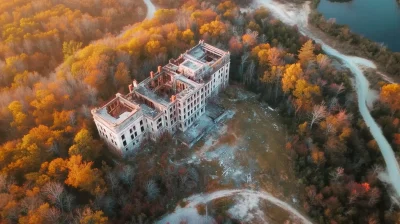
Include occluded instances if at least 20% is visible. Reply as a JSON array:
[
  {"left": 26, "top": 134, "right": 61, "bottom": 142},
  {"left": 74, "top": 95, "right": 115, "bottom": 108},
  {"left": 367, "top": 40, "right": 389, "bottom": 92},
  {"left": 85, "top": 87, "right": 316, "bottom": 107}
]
[
  {"left": 255, "top": 0, "right": 400, "bottom": 200},
  {"left": 317, "top": 0, "right": 400, "bottom": 52}
]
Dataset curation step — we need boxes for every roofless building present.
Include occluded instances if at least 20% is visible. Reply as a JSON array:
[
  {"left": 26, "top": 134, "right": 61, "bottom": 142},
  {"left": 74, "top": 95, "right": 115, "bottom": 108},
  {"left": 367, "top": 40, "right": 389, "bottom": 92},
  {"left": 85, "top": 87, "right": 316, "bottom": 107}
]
[{"left": 91, "top": 41, "right": 230, "bottom": 154}]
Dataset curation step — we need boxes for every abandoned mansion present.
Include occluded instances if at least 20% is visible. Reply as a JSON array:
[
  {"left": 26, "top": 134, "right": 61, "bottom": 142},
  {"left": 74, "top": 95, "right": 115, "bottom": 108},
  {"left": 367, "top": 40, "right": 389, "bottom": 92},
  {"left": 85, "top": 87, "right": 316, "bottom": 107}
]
[{"left": 91, "top": 41, "right": 231, "bottom": 153}]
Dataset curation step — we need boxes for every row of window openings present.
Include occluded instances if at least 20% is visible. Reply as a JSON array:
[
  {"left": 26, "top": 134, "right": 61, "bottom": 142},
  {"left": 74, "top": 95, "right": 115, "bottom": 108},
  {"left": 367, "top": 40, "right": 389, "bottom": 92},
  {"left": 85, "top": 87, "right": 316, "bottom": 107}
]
[
  {"left": 167, "top": 105, "right": 176, "bottom": 114},
  {"left": 180, "top": 108, "right": 203, "bottom": 128},
  {"left": 99, "top": 130, "right": 117, "bottom": 144},
  {"left": 187, "top": 106, "right": 204, "bottom": 121},
  {"left": 125, "top": 139, "right": 140, "bottom": 151},
  {"left": 99, "top": 128, "right": 117, "bottom": 145},
  {"left": 165, "top": 116, "right": 178, "bottom": 125},
  {"left": 182, "top": 100, "right": 202, "bottom": 113},
  {"left": 180, "top": 105, "right": 201, "bottom": 120},
  {"left": 122, "top": 132, "right": 140, "bottom": 147}
]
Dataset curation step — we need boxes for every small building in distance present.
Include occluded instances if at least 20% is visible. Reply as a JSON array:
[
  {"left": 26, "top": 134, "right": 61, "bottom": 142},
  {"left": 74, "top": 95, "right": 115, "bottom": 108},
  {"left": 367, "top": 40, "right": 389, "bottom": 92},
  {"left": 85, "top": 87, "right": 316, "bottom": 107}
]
[{"left": 91, "top": 41, "right": 230, "bottom": 154}]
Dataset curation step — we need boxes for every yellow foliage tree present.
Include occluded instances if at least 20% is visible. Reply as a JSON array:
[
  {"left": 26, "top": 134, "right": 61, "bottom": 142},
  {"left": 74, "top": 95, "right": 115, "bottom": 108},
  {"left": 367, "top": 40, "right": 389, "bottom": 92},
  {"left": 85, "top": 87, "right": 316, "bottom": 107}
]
[
  {"left": 298, "top": 40, "right": 315, "bottom": 67},
  {"left": 8, "top": 101, "right": 28, "bottom": 132},
  {"left": 63, "top": 40, "right": 82, "bottom": 60},
  {"left": 47, "top": 158, "right": 67, "bottom": 180},
  {"left": 199, "top": 20, "right": 226, "bottom": 37},
  {"left": 260, "top": 66, "right": 284, "bottom": 84},
  {"left": 114, "top": 62, "right": 130, "bottom": 90},
  {"left": 190, "top": 9, "right": 217, "bottom": 26},
  {"left": 80, "top": 208, "right": 108, "bottom": 224},
  {"left": 380, "top": 83, "right": 400, "bottom": 115},
  {"left": 293, "top": 79, "right": 321, "bottom": 112},
  {"left": 68, "top": 129, "right": 100, "bottom": 161},
  {"left": 311, "top": 149, "right": 325, "bottom": 166},
  {"left": 251, "top": 43, "right": 270, "bottom": 58},
  {"left": 282, "top": 63, "right": 303, "bottom": 93},
  {"left": 182, "top": 29, "right": 194, "bottom": 44},
  {"left": 145, "top": 40, "right": 166, "bottom": 56},
  {"left": 18, "top": 203, "right": 50, "bottom": 224},
  {"left": 242, "top": 33, "right": 257, "bottom": 47},
  {"left": 298, "top": 121, "right": 308, "bottom": 136},
  {"left": 65, "top": 155, "right": 105, "bottom": 195}
]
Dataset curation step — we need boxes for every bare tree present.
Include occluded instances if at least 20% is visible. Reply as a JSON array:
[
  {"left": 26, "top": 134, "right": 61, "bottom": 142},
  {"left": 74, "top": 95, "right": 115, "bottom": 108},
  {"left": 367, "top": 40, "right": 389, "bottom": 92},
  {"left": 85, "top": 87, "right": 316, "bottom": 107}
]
[
  {"left": 69, "top": 112, "right": 77, "bottom": 126},
  {"left": 261, "top": 18, "right": 268, "bottom": 29},
  {"left": 244, "top": 60, "right": 256, "bottom": 85},
  {"left": 146, "top": 180, "right": 159, "bottom": 201},
  {"left": 309, "top": 103, "right": 327, "bottom": 128},
  {"left": 129, "top": 214, "right": 150, "bottom": 224},
  {"left": 106, "top": 171, "right": 119, "bottom": 194},
  {"left": 328, "top": 97, "right": 339, "bottom": 112},
  {"left": 42, "top": 182, "right": 64, "bottom": 206},
  {"left": 45, "top": 207, "right": 61, "bottom": 223},
  {"left": 42, "top": 182, "right": 74, "bottom": 212},
  {"left": 118, "top": 165, "right": 135, "bottom": 188},
  {"left": 368, "top": 188, "right": 381, "bottom": 206},
  {"left": 20, "top": 195, "right": 43, "bottom": 212},
  {"left": 325, "top": 123, "right": 336, "bottom": 136},
  {"left": 234, "top": 15, "right": 245, "bottom": 26},
  {"left": 187, "top": 167, "right": 199, "bottom": 184},
  {"left": 329, "top": 167, "right": 344, "bottom": 181},
  {"left": 239, "top": 52, "right": 249, "bottom": 77},
  {"left": 259, "top": 34, "right": 267, "bottom": 44}
]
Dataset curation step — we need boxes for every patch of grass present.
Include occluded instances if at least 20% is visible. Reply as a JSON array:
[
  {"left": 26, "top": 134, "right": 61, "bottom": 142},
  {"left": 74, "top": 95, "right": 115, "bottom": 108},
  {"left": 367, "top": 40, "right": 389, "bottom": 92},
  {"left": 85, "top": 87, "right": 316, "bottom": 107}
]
[
  {"left": 179, "top": 200, "right": 188, "bottom": 208},
  {"left": 196, "top": 204, "right": 206, "bottom": 215},
  {"left": 210, "top": 197, "right": 235, "bottom": 216}
]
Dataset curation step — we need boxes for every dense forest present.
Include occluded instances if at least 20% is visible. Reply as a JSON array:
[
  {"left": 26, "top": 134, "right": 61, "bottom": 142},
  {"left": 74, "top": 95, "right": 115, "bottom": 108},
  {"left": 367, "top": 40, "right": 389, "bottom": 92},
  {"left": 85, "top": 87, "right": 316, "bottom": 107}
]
[
  {"left": 0, "top": 0, "right": 400, "bottom": 223},
  {"left": 0, "top": 0, "right": 146, "bottom": 89}
]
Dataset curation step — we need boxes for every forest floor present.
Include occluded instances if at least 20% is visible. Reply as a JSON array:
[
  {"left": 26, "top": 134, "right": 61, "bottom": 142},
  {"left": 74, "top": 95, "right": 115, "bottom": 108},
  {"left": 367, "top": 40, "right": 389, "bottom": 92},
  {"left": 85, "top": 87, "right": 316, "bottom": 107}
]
[{"left": 158, "top": 86, "right": 309, "bottom": 223}]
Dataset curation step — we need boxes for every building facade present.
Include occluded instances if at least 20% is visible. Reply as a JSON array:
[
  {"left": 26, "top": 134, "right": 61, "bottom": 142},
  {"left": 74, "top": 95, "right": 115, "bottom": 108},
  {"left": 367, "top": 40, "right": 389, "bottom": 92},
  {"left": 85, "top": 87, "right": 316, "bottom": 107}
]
[{"left": 91, "top": 41, "right": 230, "bottom": 154}]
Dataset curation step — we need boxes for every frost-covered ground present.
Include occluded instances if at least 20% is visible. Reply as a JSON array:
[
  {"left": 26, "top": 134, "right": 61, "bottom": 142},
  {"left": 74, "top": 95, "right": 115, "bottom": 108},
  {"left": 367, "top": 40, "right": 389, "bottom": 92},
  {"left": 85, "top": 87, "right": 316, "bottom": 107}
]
[
  {"left": 158, "top": 87, "right": 309, "bottom": 223},
  {"left": 158, "top": 189, "right": 312, "bottom": 224},
  {"left": 254, "top": 0, "right": 400, "bottom": 200}
]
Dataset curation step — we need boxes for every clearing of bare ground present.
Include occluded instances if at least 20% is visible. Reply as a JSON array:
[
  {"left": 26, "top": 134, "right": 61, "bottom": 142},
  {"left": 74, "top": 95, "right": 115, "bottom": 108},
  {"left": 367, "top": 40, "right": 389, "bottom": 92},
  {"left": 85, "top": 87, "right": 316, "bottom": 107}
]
[{"left": 157, "top": 85, "right": 311, "bottom": 223}]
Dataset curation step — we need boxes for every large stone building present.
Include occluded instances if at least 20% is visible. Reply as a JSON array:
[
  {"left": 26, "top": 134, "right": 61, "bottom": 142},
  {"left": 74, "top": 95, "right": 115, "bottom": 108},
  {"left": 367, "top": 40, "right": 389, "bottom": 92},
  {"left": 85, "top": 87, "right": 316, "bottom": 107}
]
[{"left": 91, "top": 41, "right": 230, "bottom": 154}]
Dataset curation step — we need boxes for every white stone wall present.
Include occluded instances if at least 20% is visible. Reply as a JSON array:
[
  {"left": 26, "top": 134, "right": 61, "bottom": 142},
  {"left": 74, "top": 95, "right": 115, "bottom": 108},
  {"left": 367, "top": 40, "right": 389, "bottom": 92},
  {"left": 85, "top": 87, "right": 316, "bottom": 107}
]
[{"left": 94, "top": 114, "right": 147, "bottom": 154}]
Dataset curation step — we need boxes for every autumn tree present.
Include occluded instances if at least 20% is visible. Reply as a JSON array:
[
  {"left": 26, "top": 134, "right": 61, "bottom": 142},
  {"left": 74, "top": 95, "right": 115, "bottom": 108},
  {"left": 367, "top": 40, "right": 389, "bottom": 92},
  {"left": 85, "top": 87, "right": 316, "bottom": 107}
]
[
  {"left": 228, "top": 37, "right": 243, "bottom": 55},
  {"left": 8, "top": 101, "right": 29, "bottom": 133},
  {"left": 65, "top": 155, "right": 105, "bottom": 196},
  {"left": 298, "top": 40, "right": 315, "bottom": 67},
  {"left": 199, "top": 20, "right": 226, "bottom": 38},
  {"left": 190, "top": 9, "right": 217, "bottom": 26},
  {"left": 30, "top": 89, "right": 58, "bottom": 126},
  {"left": 68, "top": 129, "right": 100, "bottom": 161},
  {"left": 145, "top": 40, "right": 167, "bottom": 57},
  {"left": 63, "top": 41, "right": 83, "bottom": 60},
  {"left": 310, "top": 103, "right": 327, "bottom": 128},
  {"left": 79, "top": 207, "right": 108, "bottom": 224},
  {"left": 282, "top": 63, "right": 303, "bottom": 93},
  {"left": 293, "top": 79, "right": 320, "bottom": 113},
  {"left": 18, "top": 203, "right": 51, "bottom": 224},
  {"left": 242, "top": 32, "right": 258, "bottom": 47},
  {"left": 114, "top": 63, "right": 130, "bottom": 91},
  {"left": 380, "top": 83, "right": 400, "bottom": 116}
]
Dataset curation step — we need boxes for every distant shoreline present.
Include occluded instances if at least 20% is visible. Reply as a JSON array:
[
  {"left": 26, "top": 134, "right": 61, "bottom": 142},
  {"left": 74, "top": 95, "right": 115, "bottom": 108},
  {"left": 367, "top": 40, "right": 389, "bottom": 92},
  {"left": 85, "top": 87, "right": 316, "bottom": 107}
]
[{"left": 308, "top": 0, "right": 400, "bottom": 83}]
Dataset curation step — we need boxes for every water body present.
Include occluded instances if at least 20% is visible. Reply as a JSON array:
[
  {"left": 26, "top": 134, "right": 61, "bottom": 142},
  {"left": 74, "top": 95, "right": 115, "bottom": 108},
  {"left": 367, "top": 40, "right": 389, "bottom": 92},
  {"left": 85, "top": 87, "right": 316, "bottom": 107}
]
[{"left": 317, "top": 0, "right": 400, "bottom": 52}]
